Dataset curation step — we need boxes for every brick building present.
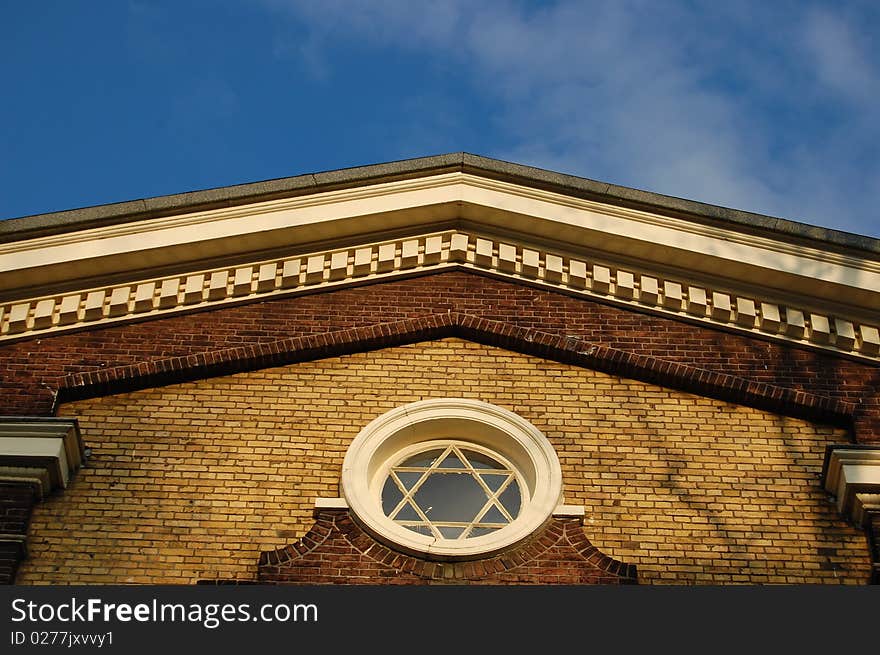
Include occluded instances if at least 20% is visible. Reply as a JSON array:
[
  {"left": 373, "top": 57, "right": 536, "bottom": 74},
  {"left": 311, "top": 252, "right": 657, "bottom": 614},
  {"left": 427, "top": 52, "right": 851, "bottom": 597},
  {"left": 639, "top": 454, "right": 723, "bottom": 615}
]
[{"left": 1, "top": 153, "right": 878, "bottom": 585}]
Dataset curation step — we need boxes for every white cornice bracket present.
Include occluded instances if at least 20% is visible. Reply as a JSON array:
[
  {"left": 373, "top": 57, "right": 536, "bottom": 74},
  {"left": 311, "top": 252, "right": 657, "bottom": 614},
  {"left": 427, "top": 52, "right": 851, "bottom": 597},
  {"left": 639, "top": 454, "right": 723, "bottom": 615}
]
[
  {"left": 822, "top": 446, "right": 880, "bottom": 526},
  {"left": 0, "top": 417, "right": 85, "bottom": 496}
]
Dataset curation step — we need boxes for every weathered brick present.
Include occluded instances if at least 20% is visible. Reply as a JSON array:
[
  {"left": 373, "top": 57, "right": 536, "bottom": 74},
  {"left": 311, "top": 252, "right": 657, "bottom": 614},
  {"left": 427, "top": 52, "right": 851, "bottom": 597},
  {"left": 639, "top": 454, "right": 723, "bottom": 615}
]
[{"left": 10, "top": 337, "right": 869, "bottom": 585}]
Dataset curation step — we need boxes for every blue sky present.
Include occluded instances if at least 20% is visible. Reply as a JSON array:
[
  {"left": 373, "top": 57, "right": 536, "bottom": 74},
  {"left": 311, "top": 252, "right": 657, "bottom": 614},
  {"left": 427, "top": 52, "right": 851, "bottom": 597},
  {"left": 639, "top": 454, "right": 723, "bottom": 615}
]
[{"left": 2, "top": 1, "right": 878, "bottom": 237}]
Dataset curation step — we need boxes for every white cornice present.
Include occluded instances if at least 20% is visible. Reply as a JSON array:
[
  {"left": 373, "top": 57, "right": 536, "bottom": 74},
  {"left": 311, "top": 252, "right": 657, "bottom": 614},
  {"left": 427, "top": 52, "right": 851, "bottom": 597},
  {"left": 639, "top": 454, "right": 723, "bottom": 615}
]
[
  {"left": 0, "top": 174, "right": 461, "bottom": 255},
  {"left": 1, "top": 229, "right": 878, "bottom": 363},
  {"left": 0, "top": 174, "right": 465, "bottom": 292},
  {"left": 462, "top": 174, "right": 878, "bottom": 275},
  {"left": 0, "top": 418, "right": 85, "bottom": 496},
  {"left": 1, "top": 172, "right": 878, "bottom": 315}
]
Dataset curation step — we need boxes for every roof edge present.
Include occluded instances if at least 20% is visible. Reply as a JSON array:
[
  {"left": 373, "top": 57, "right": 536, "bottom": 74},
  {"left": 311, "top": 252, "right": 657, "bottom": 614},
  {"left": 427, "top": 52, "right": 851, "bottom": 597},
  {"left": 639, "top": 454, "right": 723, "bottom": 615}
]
[
  {"left": 2, "top": 152, "right": 878, "bottom": 257},
  {"left": 458, "top": 153, "right": 880, "bottom": 257}
]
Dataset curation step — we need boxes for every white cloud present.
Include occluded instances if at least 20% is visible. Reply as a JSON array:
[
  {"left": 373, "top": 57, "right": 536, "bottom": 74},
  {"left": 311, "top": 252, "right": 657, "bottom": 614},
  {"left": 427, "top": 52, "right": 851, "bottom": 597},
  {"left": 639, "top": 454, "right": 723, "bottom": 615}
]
[
  {"left": 801, "top": 7, "right": 880, "bottom": 107},
  {"left": 266, "top": 0, "right": 880, "bottom": 236}
]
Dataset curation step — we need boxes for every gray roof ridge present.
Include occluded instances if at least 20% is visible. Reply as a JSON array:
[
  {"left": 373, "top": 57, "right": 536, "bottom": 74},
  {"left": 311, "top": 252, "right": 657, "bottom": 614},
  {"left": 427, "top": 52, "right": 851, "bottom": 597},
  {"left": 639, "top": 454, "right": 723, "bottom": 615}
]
[{"left": 1, "top": 151, "right": 877, "bottom": 257}]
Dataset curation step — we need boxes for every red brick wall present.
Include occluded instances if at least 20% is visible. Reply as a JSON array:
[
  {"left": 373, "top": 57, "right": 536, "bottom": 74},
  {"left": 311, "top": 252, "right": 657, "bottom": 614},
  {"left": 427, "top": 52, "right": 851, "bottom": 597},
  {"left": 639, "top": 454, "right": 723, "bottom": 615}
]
[
  {"left": 0, "top": 482, "right": 37, "bottom": 585},
  {"left": 255, "top": 510, "right": 635, "bottom": 585},
  {"left": 2, "top": 271, "right": 878, "bottom": 440}
]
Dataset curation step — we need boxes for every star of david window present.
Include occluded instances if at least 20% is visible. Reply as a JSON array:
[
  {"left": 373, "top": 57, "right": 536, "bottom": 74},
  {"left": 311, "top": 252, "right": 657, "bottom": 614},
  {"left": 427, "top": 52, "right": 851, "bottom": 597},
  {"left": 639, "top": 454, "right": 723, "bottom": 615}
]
[
  {"left": 381, "top": 442, "right": 524, "bottom": 540},
  {"left": 341, "top": 398, "right": 563, "bottom": 559}
]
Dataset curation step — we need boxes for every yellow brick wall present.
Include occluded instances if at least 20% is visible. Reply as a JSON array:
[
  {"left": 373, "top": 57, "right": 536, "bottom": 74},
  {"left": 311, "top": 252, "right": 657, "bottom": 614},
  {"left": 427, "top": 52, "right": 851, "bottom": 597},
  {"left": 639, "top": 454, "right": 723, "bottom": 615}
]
[{"left": 19, "top": 338, "right": 869, "bottom": 584}]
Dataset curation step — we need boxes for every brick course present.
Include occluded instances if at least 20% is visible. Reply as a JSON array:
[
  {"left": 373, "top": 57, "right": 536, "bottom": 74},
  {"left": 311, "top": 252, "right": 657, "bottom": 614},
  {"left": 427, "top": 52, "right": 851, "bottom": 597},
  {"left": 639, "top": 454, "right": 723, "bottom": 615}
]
[
  {"left": 54, "top": 312, "right": 855, "bottom": 426},
  {"left": 256, "top": 510, "right": 635, "bottom": 585},
  {"left": 0, "top": 482, "right": 37, "bottom": 584},
  {"left": 17, "top": 339, "right": 870, "bottom": 584},
  {"left": 2, "top": 272, "right": 879, "bottom": 440}
]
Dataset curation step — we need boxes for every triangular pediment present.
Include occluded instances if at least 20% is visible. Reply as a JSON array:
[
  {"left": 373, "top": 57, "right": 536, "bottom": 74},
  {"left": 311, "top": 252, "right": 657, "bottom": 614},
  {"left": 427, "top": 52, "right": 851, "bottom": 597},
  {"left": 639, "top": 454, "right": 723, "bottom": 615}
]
[{"left": 1, "top": 154, "right": 878, "bottom": 362}]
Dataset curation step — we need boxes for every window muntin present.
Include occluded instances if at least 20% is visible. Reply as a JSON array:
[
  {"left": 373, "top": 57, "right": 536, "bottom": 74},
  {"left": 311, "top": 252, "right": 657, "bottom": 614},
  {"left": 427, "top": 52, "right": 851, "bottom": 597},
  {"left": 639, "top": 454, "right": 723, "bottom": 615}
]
[{"left": 380, "top": 442, "right": 524, "bottom": 540}]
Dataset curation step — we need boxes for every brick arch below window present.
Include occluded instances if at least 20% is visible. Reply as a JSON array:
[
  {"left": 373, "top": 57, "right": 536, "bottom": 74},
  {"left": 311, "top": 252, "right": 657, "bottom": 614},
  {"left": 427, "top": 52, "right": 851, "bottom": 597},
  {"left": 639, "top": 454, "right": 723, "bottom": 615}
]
[{"left": 249, "top": 508, "right": 637, "bottom": 585}]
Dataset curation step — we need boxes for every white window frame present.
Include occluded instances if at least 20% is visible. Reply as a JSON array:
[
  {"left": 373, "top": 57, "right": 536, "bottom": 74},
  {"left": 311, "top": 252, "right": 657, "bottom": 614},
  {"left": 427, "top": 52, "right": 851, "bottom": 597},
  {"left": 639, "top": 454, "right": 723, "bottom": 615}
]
[{"left": 341, "top": 398, "right": 563, "bottom": 559}]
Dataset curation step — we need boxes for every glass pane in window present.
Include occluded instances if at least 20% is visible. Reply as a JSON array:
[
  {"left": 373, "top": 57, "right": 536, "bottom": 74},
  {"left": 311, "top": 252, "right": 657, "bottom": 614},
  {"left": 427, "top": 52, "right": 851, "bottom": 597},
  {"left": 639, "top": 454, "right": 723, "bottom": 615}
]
[
  {"left": 437, "top": 453, "right": 466, "bottom": 468},
  {"left": 399, "top": 449, "right": 444, "bottom": 469},
  {"left": 479, "top": 505, "right": 507, "bottom": 525},
  {"left": 480, "top": 473, "right": 510, "bottom": 492},
  {"left": 412, "top": 472, "right": 487, "bottom": 522},
  {"left": 462, "top": 450, "right": 506, "bottom": 470},
  {"left": 437, "top": 526, "right": 465, "bottom": 539},
  {"left": 497, "top": 484, "right": 521, "bottom": 516},
  {"left": 393, "top": 501, "right": 422, "bottom": 522},
  {"left": 382, "top": 477, "right": 404, "bottom": 513},
  {"left": 395, "top": 471, "right": 423, "bottom": 490}
]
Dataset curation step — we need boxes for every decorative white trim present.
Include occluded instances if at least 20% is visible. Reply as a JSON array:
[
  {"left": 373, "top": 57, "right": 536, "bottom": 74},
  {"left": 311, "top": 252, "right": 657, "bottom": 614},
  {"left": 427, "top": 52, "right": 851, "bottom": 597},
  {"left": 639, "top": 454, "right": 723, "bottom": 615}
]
[
  {"left": 3, "top": 173, "right": 878, "bottom": 317},
  {"left": 853, "top": 494, "right": 880, "bottom": 527},
  {"left": 2, "top": 229, "right": 878, "bottom": 363},
  {"left": 0, "top": 418, "right": 85, "bottom": 495},
  {"left": 823, "top": 447, "right": 880, "bottom": 526},
  {"left": 341, "top": 398, "right": 563, "bottom": 559},
  {"left": 314, "top": 497, "right": 349, "bottom": 510},
  {"left": 553, "top": 504, "right": 585, "bottom": 518}
]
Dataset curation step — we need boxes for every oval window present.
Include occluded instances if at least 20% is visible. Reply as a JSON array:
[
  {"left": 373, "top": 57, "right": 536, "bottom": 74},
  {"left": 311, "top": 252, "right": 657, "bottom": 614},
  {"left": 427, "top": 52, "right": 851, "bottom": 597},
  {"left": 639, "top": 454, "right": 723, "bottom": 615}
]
[{"left": 341, "top": 398, "right": 562, "bottom": 559}]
